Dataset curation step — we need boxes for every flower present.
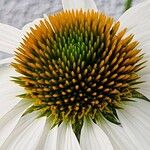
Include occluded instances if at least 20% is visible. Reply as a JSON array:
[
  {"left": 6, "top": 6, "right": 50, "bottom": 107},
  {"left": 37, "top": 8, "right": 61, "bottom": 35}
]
[{"left": 0, "top": 0, "right": 150, "bottom": 149}]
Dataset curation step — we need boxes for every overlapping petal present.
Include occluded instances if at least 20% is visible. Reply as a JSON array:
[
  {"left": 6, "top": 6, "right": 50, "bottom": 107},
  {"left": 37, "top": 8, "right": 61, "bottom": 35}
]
[
  {"left": 0, "top": 100, "right": 31, "bottom": 147},
  {"left": 56, "top": 122, "right": 81, "bottom": 150},
  {"left": 1, "top": 111, "right": 46, "bottom": 150},
  {"left": 36, "top": 117, "right": 58, "bottom": 150},
  {"left": 81, "top": 118, "right": 113, "bottom": 150}
]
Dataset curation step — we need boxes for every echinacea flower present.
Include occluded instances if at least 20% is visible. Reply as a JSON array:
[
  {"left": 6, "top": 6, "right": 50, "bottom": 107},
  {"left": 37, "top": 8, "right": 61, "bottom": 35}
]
[{"left": 0, "top": 0, "right": 150, "bottom": 149}]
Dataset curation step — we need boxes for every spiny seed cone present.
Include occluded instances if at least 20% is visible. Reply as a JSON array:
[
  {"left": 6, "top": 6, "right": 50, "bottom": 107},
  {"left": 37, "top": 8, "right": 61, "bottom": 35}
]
[{"left": 12, "top": 10, "right": 144, "bottom": 124}]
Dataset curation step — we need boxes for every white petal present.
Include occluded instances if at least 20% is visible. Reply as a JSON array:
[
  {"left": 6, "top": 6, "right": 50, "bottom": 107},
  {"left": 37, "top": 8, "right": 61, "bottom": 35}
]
[
  {"left": 36, "top": 117, "right": 58, "bottom": 150},
  {"left": 1, "top": 111, "right": 46, "bottom": 150},
  {"left": 133, "top": 98, "right": 150, "bottom": 116},
  {"left": 56, "top": 122, "right": 81, "bottom": 150},
  {"left": 0, "top": 65, "right": 24, "bottom": 119},
  {"left": 97, "top": 119, "right": 138, "bottom": 150},
  {"left": 117, "top": 101, "right": 150, "bottom": 150},
  {"left": 62, "top": 0, "right": 98, "bottom": 11},
  {"left": 35, "top": 118, "right": 53, "bottom": 149},
  {"left": 118, "top": 1, "right": 150, "bottom": 75},
  {"left": 137, "top": 74, "right": 150, "bottom": 99},
  {"left": 42, "top": 126, "right": 58, "bottom": 150},
  {"left": 0, "top": 23, "right": 22, "bottom": 54},
  {"left": 0, "top": 57, "right": 14, "bottom": 66},
  {"left": 0, "top": 100, "right": 31, "bottom": 147},
  {"left": 80, "top": 118, "right": 113, "bottom": 150}
]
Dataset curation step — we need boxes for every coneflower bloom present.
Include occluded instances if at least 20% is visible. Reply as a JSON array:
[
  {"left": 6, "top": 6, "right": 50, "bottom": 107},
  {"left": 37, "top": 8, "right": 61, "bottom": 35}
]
[{"left": 0, "top": 0, "right": 150, "bottom": 149}]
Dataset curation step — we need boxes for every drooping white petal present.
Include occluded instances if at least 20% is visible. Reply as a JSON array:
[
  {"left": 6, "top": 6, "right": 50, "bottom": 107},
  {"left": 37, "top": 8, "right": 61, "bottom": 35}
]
[
  {"left": 56, "top": 122, "right": 81, "bottom": 150},
  {"left": 118, "top": 1, "right": 150, "bottom": 75},
  {"left": 0, "top": 23, "right": 22, "bottom": 54},
  {"left": 62, "top": 0, "right": 98, "bottom": 11},
  {"left": 1, "top": 111, "right": 46, "bottom": 150},
  {"left": 117, "top": 101, "right": 150, "bottom": 150},
  {"left": 0, "top": 65, "right": 24, "bottom": 119},
  {"left": 97, "top": 118, "right": 138, "bottom": 150},
  {"left": 0, "top": 100, "right": 31, "bottom": 147},
  {"left": 36, "top": 117, "right": 58, "bottom": 150},
  {"left": 80, "top": 118, "right": 113, "bottom": 150},
  {"left": 35, "top": 118, "right": 53, "bottom": 149},
  {"left": 40, "top": 126, "right": 58, "bottom": 150}
]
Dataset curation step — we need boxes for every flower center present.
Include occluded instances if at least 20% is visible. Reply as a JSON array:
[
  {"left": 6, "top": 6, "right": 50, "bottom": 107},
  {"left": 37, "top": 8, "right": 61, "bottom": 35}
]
[{"left": 12, "top": 10, "right": 144, "bottom": 124}]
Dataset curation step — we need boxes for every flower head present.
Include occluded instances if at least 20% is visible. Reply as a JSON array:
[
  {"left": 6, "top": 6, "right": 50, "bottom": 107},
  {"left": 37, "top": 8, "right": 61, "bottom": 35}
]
[
  {"left": 0, "top": 0, "right": 150, "bottom": 149},
  {"left": 12, "top": 10, "right": 144, "bottom": 125}
]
